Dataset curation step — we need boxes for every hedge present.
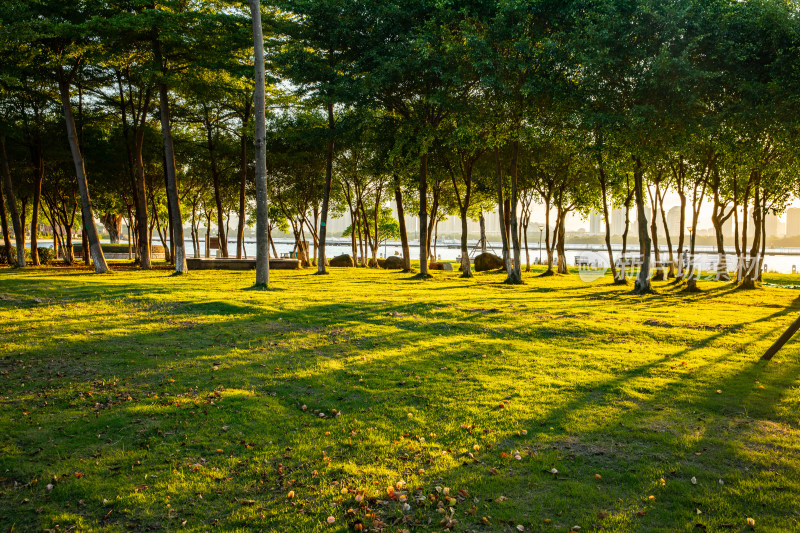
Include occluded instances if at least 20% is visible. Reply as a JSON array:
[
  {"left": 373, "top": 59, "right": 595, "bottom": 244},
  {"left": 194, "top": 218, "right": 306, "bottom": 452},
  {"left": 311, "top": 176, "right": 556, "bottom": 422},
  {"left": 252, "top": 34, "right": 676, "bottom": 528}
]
[{"left": 0, "top": 246, "right": 55, "bottom": 265}]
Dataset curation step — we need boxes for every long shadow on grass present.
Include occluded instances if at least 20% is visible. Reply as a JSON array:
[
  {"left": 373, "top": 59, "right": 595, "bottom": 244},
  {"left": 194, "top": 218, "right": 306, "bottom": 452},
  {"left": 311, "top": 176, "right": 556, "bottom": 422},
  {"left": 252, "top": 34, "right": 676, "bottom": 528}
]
[
  {"left": 399, "top": 324, "right": 800, "bottom": 531},
  {"left": 3, "top": 273, "right": 800, "bottom": 531}
]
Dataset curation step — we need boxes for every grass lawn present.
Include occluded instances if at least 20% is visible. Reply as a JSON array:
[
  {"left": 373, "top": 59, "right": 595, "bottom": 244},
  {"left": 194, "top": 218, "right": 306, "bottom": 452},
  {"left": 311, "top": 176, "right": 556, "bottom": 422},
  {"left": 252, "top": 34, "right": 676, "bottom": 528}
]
[{"left": 1, "top": 264, "right": 799, "bottom": 532}]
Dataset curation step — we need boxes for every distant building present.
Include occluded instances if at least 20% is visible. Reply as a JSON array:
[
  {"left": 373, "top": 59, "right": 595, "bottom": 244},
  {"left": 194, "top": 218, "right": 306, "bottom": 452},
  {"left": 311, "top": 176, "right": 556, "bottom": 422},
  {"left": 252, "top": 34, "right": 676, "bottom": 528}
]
[
  {"left": 765, "top": 213, "right": 780, "bottom": 238},
  {"left": 786, "top": 208, "right": 800, "bottom": 237},
  {"left": 589, "top": 212, "right": 603, "bottom": 235},
  {"left": 667, "top": 206, "right": 682, "bottom": 238},
  {"left": 611, "top": 209, "right": 625, "bottom": 236}
]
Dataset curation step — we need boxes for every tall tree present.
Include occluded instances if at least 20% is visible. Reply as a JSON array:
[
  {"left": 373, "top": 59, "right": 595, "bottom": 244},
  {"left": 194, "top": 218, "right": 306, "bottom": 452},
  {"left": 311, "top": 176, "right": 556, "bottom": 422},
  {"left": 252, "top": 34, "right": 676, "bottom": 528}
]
[
  {"left": 250, "top": 0, "right": 270, "bottom": 286},
  {"left": 0, "top": 136, "right": 25, "bottom": 266}
]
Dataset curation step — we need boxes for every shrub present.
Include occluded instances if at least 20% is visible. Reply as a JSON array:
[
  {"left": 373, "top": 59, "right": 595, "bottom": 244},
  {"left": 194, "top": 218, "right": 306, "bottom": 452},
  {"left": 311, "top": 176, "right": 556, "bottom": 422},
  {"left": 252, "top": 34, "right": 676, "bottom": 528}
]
[
  {"left": 0, "top": 246, "right": 33, "bottom": 265},
  {"left": 0, "top": 246, "right": 14, "bottom": 265},
  {"left": 36, "top": 247, "right": 55, "bottom": 264}
]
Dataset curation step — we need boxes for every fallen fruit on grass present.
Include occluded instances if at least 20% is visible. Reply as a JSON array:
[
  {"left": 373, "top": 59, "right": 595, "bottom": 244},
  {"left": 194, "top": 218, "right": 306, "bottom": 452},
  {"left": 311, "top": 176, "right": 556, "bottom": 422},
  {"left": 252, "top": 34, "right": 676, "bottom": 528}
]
[
  {"left": 326, "top": 516, "right": 335, "bottom": 524},
  {"left": 747, "top": 518, "right": 755, "bottom": 527},
  {"left": 595, "top": 474, "right": 602, "bottom": 480}
]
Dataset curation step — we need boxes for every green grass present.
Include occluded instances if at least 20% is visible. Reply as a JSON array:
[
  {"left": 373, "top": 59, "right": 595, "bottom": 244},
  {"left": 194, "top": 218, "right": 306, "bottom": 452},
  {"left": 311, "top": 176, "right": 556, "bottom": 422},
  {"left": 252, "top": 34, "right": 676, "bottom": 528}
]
[{"left": 1, "top": 264, "right": 799, "bottom": 532}]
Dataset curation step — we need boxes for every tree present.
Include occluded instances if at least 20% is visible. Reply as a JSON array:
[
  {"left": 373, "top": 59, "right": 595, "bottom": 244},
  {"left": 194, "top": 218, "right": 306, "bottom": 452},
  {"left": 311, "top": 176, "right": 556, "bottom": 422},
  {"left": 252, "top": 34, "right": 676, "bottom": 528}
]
[
  {"left": 251, "top": 0, "right": 270, "bottom": 287},
  {"left": 0, "top": 136, "right": 25, "bottom": 266},
  {"left": 272, "top": 0, "right": 364, "bottom": 274}
]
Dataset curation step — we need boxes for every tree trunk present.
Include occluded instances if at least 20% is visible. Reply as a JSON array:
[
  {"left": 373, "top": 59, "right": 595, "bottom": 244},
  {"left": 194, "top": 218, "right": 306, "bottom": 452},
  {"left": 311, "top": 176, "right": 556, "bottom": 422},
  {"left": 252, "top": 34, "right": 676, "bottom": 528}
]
[
  {"left": 523, "top": 214, "right": 530, "bottom": 272},
  {"left": 0, "top": 168, "right": 12, "bottom": 264},
  {"left": 505, "top": 141, "right": 523, "bottom": 284},
  {"left": 416, "top": 154, "right": 430, "bottom": 278},
  {"left": 556, "top": 211, "right": 568, "bottom": 274},
  {"left": 0, "top": 136, "right": 24, "bottom": 266},
  {"left": 657, "top": 188, "right": 675, "bottom": 278},
  {"left": 57, "top": 70, "right": 108, "bottom": 273},
  {"left": 494, "top": 147, "right": 511, "bottom": 274},
  {"left": 710, "top": 174, "right": 731, "bottom": 282},
  {"left": 479, "top": 213, "right": 487, "bottom": 253},
  {"left": 686, "top": 196, "right": 705, "bottom": 293},
  {"left": 459, "top": 208, "right": 472, "bottom": 278},
  {"left": 675, "top": 191, "right": 686, "bottom": 280},
  {"left": 393, "top": 174, "right": 412, "bottom": 271},
  {"left": 686, "top": 164, "right": 709, "bottom": 292},
  {"left": 82, "top": 222, "right": 90, "bottom": 266},
  {"left": 759, "top": 204, "right": 766, "bottom": 282},
  {"left": 65, "top": 227, "right": 74, "bottom": 265},
  {"left": 153, "top": 45, "right": 187, "bottom": 275},
  {"left": 649, "top": 185, "right": 663, "bottom": 280},
  {"left": 348, "top": 206, "right": 358, "bottom": 264},
  {"left": 236, "top": 100, "right": 251, "bottom": 259},
  {"left": 102, "top": 213, "right": 122, "bottom": 244},
  {"left": 204, "top": 112, "right": 228, "bottom": 258},
  {"left": 317, "top": 102, "right": 335, "bottom": 274},
  {"left": 504, "top": 198, "right": 511, "bottom": 265},
  {"left": 126, "top": 207, "right": 133, "bottom": 259},
  {"left": 251, "top": 0, "right": 270, "bottom": 285},
  {"left": 712, "top": 215, "right": 729, "bottom": 281},
  {"left": 425, "top": 188, "right": 439, "bottom": 262},
  {"left": 116, "top": 75, "right": 153, "bottom": 269},
  {"left": 598, "top": 164, "right": 619, "bottom": 283},
  {"left": 542, "top": 199, "right": 554, "bottom": 275},
  {"left": 29, "top": 141, "right": 43, "bottom": 265},
  {"left": 134, "top": 103, "right": 152, "bottom": 267},
  {"left": 632, "top": 158, "right": 651, "bottom": 294},
  {"left": 620, "top": 192, "right": 631, "bottom": 282}
]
